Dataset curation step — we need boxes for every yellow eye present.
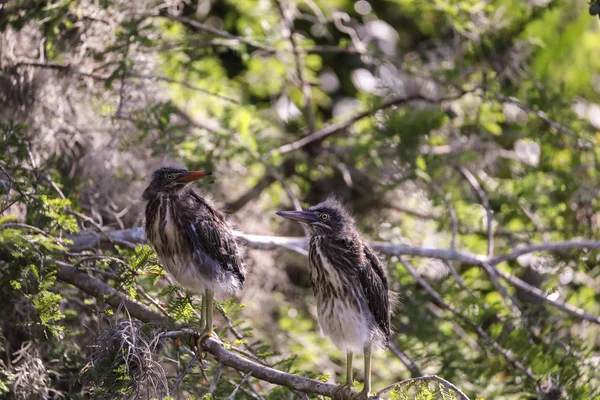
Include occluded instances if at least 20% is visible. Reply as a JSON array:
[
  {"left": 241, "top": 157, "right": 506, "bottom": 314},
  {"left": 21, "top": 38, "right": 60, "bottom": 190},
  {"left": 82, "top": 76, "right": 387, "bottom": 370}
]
[
  {"left": 320, "top": 213, "right": 329, "bottom": 221},
  {"left": 166, "top": 173, "right": 176, "bottom": 181}
]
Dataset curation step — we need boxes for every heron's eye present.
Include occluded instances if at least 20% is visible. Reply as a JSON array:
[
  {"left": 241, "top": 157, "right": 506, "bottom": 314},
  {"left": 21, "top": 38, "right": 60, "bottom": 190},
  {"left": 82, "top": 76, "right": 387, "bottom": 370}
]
[
  {"left": 166, "top": 173, "right": 176, "bottom": 181},
  {"left": 320, "top": 213, "right": 329, "bottom": 221}
]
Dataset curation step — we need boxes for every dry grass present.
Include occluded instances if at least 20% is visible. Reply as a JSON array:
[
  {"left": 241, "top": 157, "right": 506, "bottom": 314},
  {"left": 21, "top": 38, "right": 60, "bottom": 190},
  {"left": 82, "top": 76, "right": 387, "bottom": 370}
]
[
  {"left": 11, "top": 341, "right": 49, "bottom": 400},
  {"left": 82, "top": 317, "right": 168, "bottom": 399}
]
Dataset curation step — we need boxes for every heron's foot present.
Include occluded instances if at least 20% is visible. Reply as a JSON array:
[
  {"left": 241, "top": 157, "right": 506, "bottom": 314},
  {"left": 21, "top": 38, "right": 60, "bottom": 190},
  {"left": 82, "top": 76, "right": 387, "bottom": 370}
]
[
  {"left": 332, "top": 383, "right": 354, "bottom": 400},
  {"left": 191, "top": 328, "right": 216, "bottom": 352},
  {"left": 349, "top": 389, "right": 372, "bottom": 400}
]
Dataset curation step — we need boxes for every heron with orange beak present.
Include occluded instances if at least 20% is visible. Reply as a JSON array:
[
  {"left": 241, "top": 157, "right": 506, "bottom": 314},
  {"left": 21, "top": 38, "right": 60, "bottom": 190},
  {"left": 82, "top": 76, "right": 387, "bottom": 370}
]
[{"left": 143, "top": 167, "right": 245, "bottom": 337}]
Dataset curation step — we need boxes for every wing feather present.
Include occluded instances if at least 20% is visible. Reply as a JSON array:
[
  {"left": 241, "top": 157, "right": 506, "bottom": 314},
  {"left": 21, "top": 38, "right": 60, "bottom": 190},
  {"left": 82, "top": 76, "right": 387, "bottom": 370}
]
[
  {"left": 360, "top": 244, "right": 391, "bottom": 345},
  {"left": 186, "top": 191, "right": 245, "bottom": 286}
]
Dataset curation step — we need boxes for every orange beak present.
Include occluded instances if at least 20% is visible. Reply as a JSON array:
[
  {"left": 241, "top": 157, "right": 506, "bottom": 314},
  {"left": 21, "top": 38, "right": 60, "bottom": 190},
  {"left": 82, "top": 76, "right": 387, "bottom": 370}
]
[{"left": 177, "top": 170, "right": 212, "bottom": 183}]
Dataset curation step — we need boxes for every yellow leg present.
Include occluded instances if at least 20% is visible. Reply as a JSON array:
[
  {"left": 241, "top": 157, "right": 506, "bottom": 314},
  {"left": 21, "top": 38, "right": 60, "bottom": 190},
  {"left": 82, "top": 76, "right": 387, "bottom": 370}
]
[
  {"left": 200, "top": 293, "right": 207, "bottom": 329},
  {"left": 333, "top": 352, "right": 355, "bottom": 400},
  {"left": 346, "top": 352, "right": 354, "bottom": 385},
  {"left": 350, "top": 342, "right": 372, "bottom": 400},
  {"left": 204, "top": 287, "right": 214, "bottom": 336}
]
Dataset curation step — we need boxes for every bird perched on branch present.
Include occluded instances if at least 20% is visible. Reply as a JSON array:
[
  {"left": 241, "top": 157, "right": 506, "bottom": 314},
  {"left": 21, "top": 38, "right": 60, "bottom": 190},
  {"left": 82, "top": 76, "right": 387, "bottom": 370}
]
[
  {"left": 276, "top": 198, "right": 390, "bottom": 400},
  {"left": 143, "top": 167, "right": 245, "bottom": 337}
]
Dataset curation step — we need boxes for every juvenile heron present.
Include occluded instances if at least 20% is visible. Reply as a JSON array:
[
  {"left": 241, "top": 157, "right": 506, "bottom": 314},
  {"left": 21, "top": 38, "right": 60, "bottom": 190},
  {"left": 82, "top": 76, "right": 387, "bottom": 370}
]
[
  {"left": 143, "top": 167, "right": 245, "bottom": 336},
  {"left": 276, "top": 198, "right": 390, "bottom": 400}
]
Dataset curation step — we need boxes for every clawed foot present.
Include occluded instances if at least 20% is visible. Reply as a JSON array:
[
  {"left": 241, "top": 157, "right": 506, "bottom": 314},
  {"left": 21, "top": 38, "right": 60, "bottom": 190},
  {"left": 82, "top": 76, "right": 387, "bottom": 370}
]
[
  {"left": 332, "top": 383, "right": 354, "bottom": 400},
  {"left": 349, "top": 389, "right": 371, "bottom": 400},
  {"left": 191, "top": 328, "right": 217, "bottom": 352}
]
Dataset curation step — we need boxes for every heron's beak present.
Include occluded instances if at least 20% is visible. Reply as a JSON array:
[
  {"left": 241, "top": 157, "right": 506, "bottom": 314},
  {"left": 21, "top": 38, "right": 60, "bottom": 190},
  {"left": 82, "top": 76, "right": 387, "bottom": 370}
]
[
  {"left": 276, "top": 210, "right": 318, "bottom": 224},
  {"left": 178, "top": 170, "right": 212, "bottom": 183}
]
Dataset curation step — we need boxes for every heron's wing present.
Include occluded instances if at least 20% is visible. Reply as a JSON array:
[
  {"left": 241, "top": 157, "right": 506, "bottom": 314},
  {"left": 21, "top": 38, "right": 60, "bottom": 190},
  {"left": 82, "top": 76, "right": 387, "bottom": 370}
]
[
  {"left": 186, "top": 192, "right": 245, "bottom": 285},
  {"left": 327, "top": 237, "right": 390, "bottom": 343},
  {"left": 360, "top": 244, "right": 391, "bottom": 343}
]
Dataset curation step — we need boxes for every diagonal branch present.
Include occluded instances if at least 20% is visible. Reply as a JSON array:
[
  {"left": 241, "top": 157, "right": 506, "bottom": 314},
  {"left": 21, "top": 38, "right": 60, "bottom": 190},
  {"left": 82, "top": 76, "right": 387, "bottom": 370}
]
[
  {"left": 159, "top": 12, "right": 276, "bottom": 54},
  {"left": 53, "top": 260, "right": 169, "bottom": 324},
  {"left": 272, "top": 92, "right": 465, "bottom": 155},
  {"left": 202, "top": 337, "right": 343, "bottom": 397},
  {"left": 14, "top": 62, "right": 239, "bottom": 104}
]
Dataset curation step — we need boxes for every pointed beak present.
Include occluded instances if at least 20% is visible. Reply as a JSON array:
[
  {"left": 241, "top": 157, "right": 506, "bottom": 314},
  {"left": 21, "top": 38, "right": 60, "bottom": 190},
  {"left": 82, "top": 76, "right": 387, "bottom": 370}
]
[
  {"left": 178, "top": 170, "right": 212, "bottom": 183},
  {"left": 276, "top": 210, "right": 317, "bottom": 224}
]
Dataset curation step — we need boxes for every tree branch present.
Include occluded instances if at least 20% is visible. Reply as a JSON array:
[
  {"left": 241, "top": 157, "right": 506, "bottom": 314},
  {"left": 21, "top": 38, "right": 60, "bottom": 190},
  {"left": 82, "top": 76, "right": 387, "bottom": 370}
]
[
  {"left": 14, "top": 62, "right": 239, "bottom": 104},
  {"left": 53, "top": 260, "right": 169, "bottom": 324},
  {"left": 53, "top": 259, "right": 354, "bottom": 397},
  {"left": 202, "top": 337, "right": 343, "bottom": 397},
  {"left": 66, "top": 228, "right": 600, "bottom": 323},
  {"left": 159, "top": 12, "right": 275, "bottom": 54},
  {"left": 272, "top": 92, "right": 464, "bottom": 155}
]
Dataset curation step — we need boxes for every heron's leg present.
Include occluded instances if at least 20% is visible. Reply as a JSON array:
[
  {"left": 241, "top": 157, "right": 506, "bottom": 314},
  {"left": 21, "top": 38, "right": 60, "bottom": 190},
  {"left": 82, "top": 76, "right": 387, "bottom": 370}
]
[
  {"left": 363, "top": 341, "right": 372, "bottom": 395},
  {"left": 200, "top": 293, "right": 207, "bottom": 329},
  {"left": 196, "top": 288, "right": 215, "bottom": 349},
  {"left": 204, "top": 287, "right": 214, "bottom": 336},
  {"left": 350, "top": 342, "right": 372, "bottom": 400},
  {"left": 346, "top": 352, "right": 354, "bottom": 385},
  {"left": 332, "top": 352, "right": 354, "bottom": 400}
]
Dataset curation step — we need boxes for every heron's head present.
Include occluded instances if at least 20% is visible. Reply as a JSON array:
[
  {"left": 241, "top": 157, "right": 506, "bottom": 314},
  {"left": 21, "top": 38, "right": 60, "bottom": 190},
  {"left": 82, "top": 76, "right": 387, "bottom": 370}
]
[
  {"left": 276, "top": 197, "right": 355, "bottom": 236},
  {"left": 143, "top": 167, "right": 212, "bottom": 200}
]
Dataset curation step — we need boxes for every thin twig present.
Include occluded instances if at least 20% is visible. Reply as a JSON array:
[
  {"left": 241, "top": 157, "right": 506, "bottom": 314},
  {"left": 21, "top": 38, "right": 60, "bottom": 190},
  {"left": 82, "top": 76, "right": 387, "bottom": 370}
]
[
  {"left": 387, "top": 342, "right": 422, "bottom": 377},
  {"left": 276, "top": 0, "right": 315, "bottom": 133},
  {"left": 14, "top": 62, "right": 239, "bottom": 104},
  {"left": 459, "top": 167, "right": 525, "bottom": 317},
  {"left": 227, "top": 371, "right": 253, "bottom": 400},
  {"left": 171, "top": 351, "right": 200, "bottom": 394},
  {"left": 208, "top": 363, "right": 224, "bottom": 394},
  {"left": 459, "top": 167, "right": 493, "bottom": 257}
]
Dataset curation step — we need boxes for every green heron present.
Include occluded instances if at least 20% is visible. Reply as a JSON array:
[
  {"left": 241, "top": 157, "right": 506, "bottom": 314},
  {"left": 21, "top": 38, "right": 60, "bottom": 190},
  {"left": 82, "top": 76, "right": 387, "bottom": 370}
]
[
  {"left": 276, "top": 198, "right": 390, "bottom": 400},
  {"left": 143, "top": 167, "right": 245, "bottom": 336}
]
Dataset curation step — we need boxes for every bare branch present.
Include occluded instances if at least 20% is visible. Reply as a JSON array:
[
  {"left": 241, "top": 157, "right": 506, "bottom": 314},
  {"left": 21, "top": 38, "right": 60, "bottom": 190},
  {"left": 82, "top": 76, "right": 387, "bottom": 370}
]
[
  {"left": 65, "top": 228, "right": 600, "bottom": 323},
  {"left": 494, "top": 268, "right": 600, "bottom": 324},
  {"left": 227, "top": 371, "right": 253, "bottom": 400},
  {"left": 67, "top": 226, "right": 600, "bottom": 269},
  {"left": 53, "top": 260, "right": 169, "bottom": 324},
  {"left": 387, "top": 342, "right": 422, "bottom": 377},
  {"left": 14, "top": 62, "right": 239, "bottom": 104},
  {"left": 159, "top": 12, "right": 275, "bottom": 54},
  {"left": 171, "top": 351, "right": 200, "bottom": 395},
  {"left": 489, "top": 240, "right": 600, "bottom": 265},
  {"left": 272, "top": 92, "right": 465, "bottom": 155},
  {"left": 201, "top": 337, "right": 344, "bottom": 397},
  {"left": 208, "top": 363, "right": 224, "bottom": 394}
]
